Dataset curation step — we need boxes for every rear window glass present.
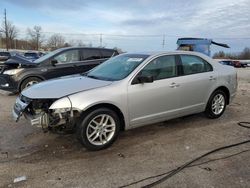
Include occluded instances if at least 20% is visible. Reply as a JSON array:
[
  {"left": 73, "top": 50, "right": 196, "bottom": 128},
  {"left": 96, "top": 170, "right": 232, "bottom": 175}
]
[{"left": 83, "top": 49, "right": 102, "bottom": 60}]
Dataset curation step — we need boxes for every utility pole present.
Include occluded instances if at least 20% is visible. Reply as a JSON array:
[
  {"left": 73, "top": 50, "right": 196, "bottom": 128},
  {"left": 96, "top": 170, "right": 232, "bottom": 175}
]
[
  {"left": 36, "top": 32, "right": 40, "bottom": 50},
  {"left": 100, "top": 34, "right": 102, "bottom": 47},
  {"left": 162, "top": 34, "right": 165, "bottom": 49},
  {"left": 4, "top": 9, "right": 9, "bottom": 51}
]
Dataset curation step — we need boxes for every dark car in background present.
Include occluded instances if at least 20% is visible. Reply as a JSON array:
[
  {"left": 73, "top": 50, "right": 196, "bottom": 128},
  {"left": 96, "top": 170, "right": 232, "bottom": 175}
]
[
  {"left": 0, "top": 47, "right": 119, "bottom": 92},
  {"left": 0, "top": 51, "right": 16, "bottom": 64},
  {"left": 218, "top": 60, "right": 234, "bottom": 67},
  {"left": 217, "top": 59, "right": 242, "bottom": 68},
  {"left": 23, "top": 51, "right": 41, "bottom": 61}
]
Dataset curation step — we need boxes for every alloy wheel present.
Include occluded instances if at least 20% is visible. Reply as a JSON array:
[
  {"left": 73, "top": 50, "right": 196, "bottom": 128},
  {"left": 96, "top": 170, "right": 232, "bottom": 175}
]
[
  {"left": 211, "top": 94, "right": 225, "bottom": 115},
  {"left": 25, "top": 80, "right": 39, "bottom": 88},
  {"left": 86, "top": 114, "right": 116, "bottom": 146}
]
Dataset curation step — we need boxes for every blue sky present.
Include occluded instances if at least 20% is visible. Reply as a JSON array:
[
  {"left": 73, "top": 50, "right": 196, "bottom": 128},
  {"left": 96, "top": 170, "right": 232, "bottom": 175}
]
[{"left": 0, "top": 0, "right": 250, "bottom": 53}]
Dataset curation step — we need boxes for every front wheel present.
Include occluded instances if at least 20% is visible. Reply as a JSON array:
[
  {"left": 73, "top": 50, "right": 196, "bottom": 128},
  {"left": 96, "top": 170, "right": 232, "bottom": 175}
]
[
  {"left": 76, "top": 108, "right": 120, "bottom": 151},
  {"left": 205, "top": 90, "right": 227, "bottom": 119}
]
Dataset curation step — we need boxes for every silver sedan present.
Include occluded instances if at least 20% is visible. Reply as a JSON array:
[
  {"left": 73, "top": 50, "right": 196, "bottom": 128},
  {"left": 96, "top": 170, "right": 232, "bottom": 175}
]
[{"left": 13, "top": 51, "right": 237, "bottom": 150}]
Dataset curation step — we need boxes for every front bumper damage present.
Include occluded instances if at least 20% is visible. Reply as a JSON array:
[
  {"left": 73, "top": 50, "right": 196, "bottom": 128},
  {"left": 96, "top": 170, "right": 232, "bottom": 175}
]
[
  {"left": 13, "top": 95, "right": 80, "bottom": 131},
  {"left": 13, "top": 96, "right": 29, "bottom": 122}
]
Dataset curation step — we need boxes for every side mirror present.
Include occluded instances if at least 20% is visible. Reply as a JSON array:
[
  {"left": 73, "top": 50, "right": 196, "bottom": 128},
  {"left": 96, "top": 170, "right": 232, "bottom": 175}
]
[
  {"left": 132, "top": 75, "right": 154, "bottom": 84},
  {"left": 51, "top": 59, "right": 58, "bottom": 66}
]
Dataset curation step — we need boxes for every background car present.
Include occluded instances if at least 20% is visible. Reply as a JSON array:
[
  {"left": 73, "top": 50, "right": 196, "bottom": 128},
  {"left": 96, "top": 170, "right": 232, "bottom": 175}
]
[
  {"left": 23, "top": 51, "right": 41, "bottom": 61},
  {"left": 217, "top": 60, "right": 234, "bottom": 67},
  {"left": 217, "top": 59, "right": 245, "bottom": 68},
  {"left": 13, "top": 51, "right": 237, "bottom": 150},
  {"left": 0, "top": 51, "right": 16, "bottom": 64},
  {"left": 0, "top": 47, "right": 119, "bottom": 92},
  {"left": 231, "top": 60, "right": 242, "bottom": 68}
]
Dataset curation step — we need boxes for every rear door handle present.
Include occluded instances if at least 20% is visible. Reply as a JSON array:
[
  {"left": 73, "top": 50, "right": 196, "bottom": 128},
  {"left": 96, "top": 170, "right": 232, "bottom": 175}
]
[
  {"left": 209, "top": 76, "right": 216, "bottom": 81},
  {"left": 169, "top": 82, "right": 180, "bottom": 88}
]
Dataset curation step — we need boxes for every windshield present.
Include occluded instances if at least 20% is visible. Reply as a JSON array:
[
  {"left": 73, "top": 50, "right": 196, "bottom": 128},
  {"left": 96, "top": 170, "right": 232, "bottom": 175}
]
[
  {"left": 24, "top": 53, "right": 38, "bottom": 57},
  {"left": 34, "top": 48, "right": 63, "bottom": 63},
  {"left": 86, "top": 54, "right": 149, "bottom": 81}
]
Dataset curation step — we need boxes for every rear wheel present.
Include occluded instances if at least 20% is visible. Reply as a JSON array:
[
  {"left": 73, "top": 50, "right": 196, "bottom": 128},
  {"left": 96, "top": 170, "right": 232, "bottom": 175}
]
[
  {"left": 20, "top": 77, "right": 42, "bottom": 91},
  {"left": 205, "top": 90, "right": 227, "bottom": 119},
  {"left": 76, "top": 108, "right": 120, "bottom": 151}
]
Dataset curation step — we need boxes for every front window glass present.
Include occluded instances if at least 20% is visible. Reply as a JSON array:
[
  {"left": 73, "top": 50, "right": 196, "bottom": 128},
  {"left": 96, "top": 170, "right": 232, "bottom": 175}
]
[
  {"left": 86, "top": 54, "right": 149, "bottom": 81},
  {"left": 34, "top": 48, "right": 63, "bottom": 63},
  {"left": 54, "top": 50, "right": 80, "bottom": 64},
  {"left": 139, "top": 55, "right": 177, "bottom": 80}
]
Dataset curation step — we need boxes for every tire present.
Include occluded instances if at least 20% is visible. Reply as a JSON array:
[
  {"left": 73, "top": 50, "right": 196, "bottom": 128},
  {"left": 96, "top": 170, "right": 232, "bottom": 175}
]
[
  {"left": 76, "top": 108, "right": 120, "bottom": 151},
  {"left": 20, "top": 77, "right": 42, "bottom": 91},
  {"left": 205, "top": 90, "right": 227, "bottom": 119}
]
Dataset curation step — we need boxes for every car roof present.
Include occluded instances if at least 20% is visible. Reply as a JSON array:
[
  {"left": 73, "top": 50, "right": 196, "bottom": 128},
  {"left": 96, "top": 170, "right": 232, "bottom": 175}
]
[
  {"left": 58, "top": 47, "right": 117, "bottom": 51},
  {"left": 124, "top": 50, "right": 209, "bottom": 57}
]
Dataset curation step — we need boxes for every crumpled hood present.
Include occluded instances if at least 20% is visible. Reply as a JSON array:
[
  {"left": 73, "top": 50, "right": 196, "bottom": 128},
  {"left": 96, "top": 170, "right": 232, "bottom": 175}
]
[
  {"left": 5, "top": 55, "right": 37, "bottom": 67},
  {"left": 21, "top": 75, "right": 112, "bottom": 99}
]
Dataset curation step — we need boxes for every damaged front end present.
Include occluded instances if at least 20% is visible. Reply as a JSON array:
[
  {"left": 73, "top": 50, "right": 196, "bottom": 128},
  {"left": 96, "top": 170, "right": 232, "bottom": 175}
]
[{"left": 13, "top": 94, "right": 81, "bottom": 132}]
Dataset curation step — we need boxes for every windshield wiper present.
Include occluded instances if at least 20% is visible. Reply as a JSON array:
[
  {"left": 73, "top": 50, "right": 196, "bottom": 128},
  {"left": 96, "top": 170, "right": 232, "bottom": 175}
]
[
  {"left": 83, "top": 73, "right": 114, "bottom": 81},
  {"left": 85, "top": 74, "right": 100, "bottom": 80}
]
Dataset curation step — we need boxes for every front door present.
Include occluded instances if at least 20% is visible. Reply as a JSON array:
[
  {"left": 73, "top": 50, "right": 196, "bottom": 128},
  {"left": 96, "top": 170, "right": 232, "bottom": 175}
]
[
  {"left": 44, "top": 49, "right": 81, "bottom": 79},
  {"left": 127, "top": 55, "right": 181, "bottom": 127}
]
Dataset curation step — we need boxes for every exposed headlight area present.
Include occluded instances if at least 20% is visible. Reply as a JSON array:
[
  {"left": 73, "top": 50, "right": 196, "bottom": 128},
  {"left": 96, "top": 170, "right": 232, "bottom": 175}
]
[
  {"left": 18, "top": 96, "right": 81, "bottom": 131},
  {"left": 3, "top": 68, "right": 24, "bottom": 75},
  {"left": 23, "top": 98, "right": 55, "bottom": 128}
]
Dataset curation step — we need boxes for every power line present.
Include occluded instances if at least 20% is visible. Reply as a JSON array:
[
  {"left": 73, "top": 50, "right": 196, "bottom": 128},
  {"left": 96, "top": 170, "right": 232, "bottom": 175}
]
[
  {"left": 99, "top": 33, "right": 102, "bottom": 47},
  {"left": 162, "top": 34, "right": 165, "bottom": 49},
  {"left": 15, "top": 30, "right": 250, "bottom": 40}
]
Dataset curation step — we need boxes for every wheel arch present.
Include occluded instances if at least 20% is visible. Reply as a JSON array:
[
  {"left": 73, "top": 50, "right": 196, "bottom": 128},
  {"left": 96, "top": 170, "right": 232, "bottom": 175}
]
[
  {"left": 213, "top": 86, "right": 230, "bottom": 105},
  {"left": 80, "top": 103, "right": 126, "bottom": 131},
  {"left": 18, "top": 75, "right": 45, "bottom": 92}
]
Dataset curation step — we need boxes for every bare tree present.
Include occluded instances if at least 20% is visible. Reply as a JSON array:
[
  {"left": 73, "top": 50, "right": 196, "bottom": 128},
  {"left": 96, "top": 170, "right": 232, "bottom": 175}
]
[
  {"left": 213, "top": 51, "right": 226, "bottom": 59},
  {"left": 68, "top": 39, "right": 86, "bottom": 47},
  {"left": 8, "top": 23, "right": 18, "bottom": 48},
  {"left": 27, "top": 25, "right": 44, "bottom": 50},
  {"left": 47, "top": 34, "right": 65, "bottom": 50},
  {"left": 213, "top": 47, "right": 250, "bottom": 60},
  {"left": 113, "top": 47, "right": 124, "bottom": 53},
  {"left": 239, "top": 47, "right": 250, "bottom": 59}
]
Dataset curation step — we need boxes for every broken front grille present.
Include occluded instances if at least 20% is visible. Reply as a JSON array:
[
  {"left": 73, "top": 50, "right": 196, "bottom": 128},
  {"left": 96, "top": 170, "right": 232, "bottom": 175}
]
[
  {"left": 20, "top": 94, "right": 32, "bottom": 104},
  {"left": 0, "top": 65, "right": 5, "bottom": 74}
]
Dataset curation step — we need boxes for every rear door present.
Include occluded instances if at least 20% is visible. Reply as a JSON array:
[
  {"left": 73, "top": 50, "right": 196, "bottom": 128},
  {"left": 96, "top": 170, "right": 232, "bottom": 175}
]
[
  {"left": 177, "top": 54, "right": 216, "bottom": 114},
  {"left": 76, "top": 49, "right": 103, "bottom": 73}
]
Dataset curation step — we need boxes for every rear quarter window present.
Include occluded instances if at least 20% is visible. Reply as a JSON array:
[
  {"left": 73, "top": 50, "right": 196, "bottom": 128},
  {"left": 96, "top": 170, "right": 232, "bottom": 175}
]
[{"left": 101, "top": 50, "right": 116, "bottom": 58}]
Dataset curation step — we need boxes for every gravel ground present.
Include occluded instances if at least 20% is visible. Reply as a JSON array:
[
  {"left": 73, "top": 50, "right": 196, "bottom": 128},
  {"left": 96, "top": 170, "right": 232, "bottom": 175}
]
[{"left": 0, "top": 68, "right": 249, "bottom": 188}]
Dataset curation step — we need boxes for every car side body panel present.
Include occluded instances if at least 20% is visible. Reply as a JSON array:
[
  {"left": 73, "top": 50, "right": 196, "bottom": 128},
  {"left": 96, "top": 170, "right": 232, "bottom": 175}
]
[{"left": 66, "top": 51, "right": 237, "bottom": 130}]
